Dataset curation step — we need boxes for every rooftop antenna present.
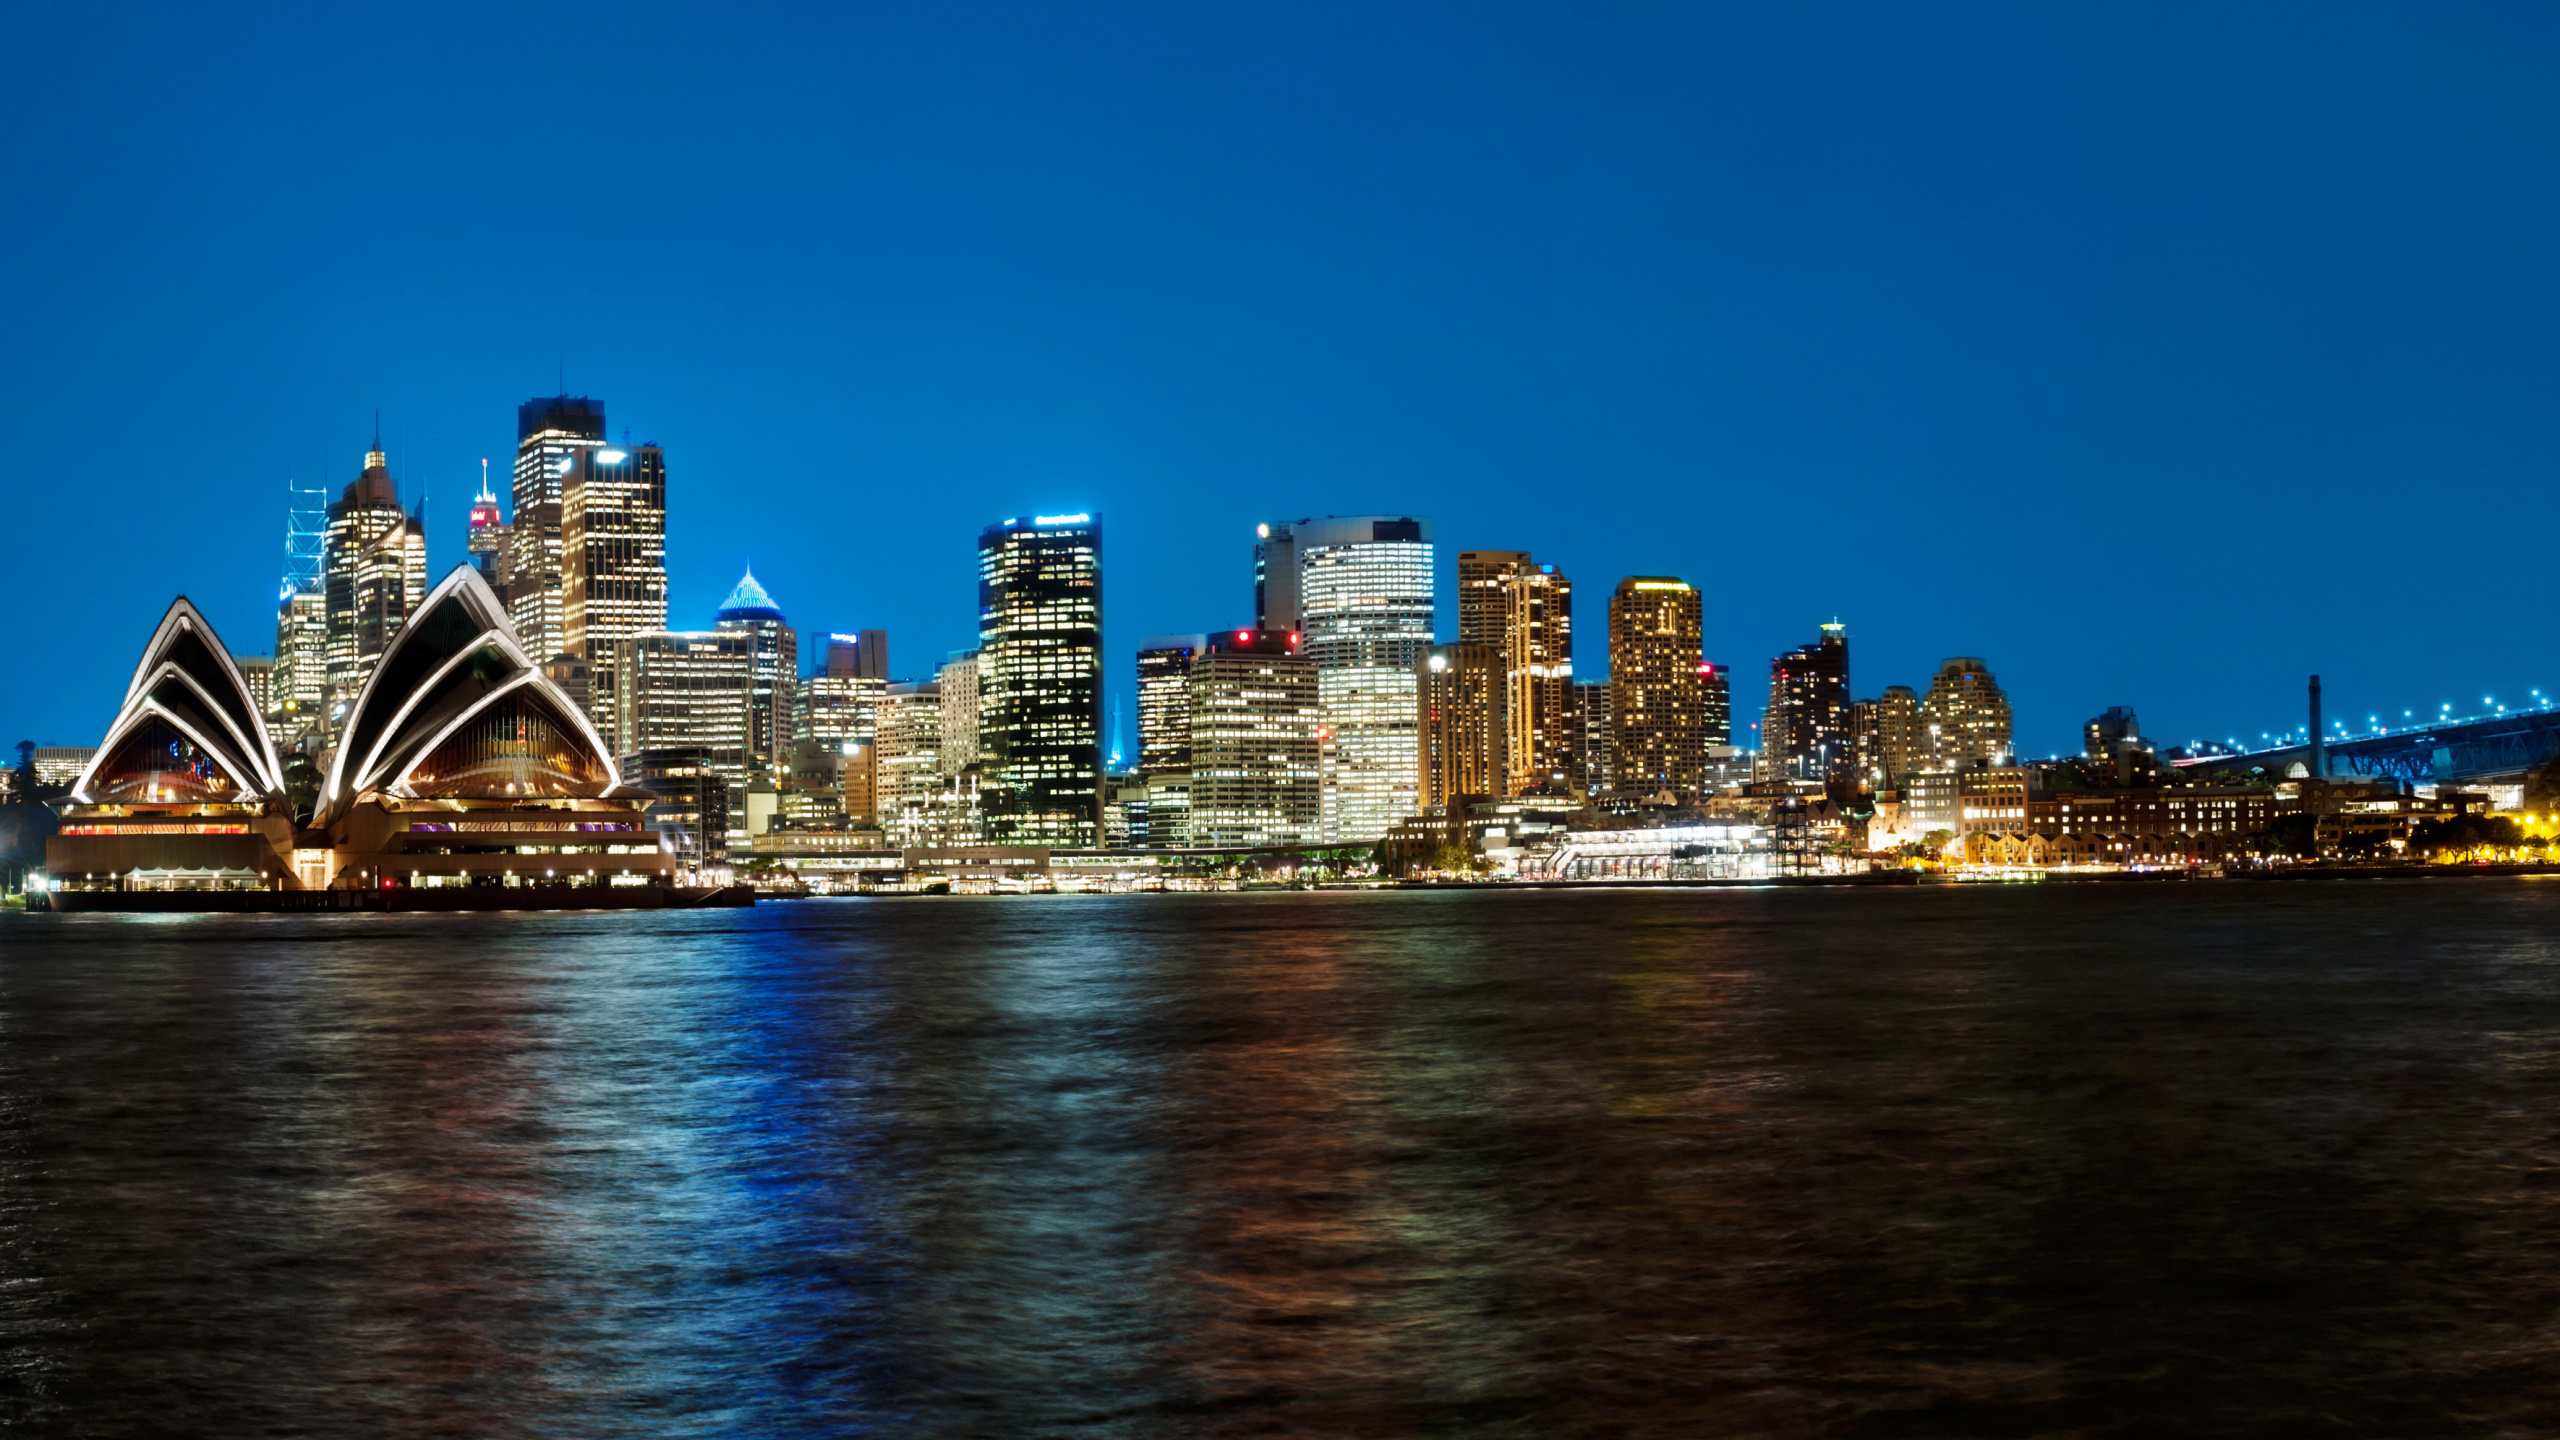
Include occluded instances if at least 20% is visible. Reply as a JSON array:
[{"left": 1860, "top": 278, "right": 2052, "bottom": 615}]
[{"left": 558, "top": 358, "right": 565, "bottom": 395}]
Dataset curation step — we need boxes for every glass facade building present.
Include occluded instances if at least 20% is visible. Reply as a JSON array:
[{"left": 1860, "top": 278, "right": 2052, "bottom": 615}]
[
  {"left": 977, "top": 515, "right": 1102, "bottom": 846},
  {"left": 322, "top": 442, "right": 425, "bottom": 732},
  {"left": 562, "top": 443, "right": 670, "bottom": 756},
  {"left": 506, "top": 394, "right": 608, "bottom": 662},
  {"left": 1292, "top": 515, "right": 1434, "bottom": 842},
  {"left": 1187, "top": 630, "right": 1320, "bottom": 849},
  {"left": 1136, "top": 634, "right": 1207, "bottom": 778},
  {"left": 711, "top": 570, "right": 795, "bottom": 778}
]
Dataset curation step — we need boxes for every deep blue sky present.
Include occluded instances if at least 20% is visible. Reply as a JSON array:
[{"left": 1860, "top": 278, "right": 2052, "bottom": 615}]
[{"left": 6, "top": 2, "right": 2555, "bottom": 758}]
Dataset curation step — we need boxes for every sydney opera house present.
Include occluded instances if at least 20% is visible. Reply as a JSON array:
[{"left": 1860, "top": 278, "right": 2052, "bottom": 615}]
[{"left": 42, "top": 568, "right": 729, "bottom": 909}]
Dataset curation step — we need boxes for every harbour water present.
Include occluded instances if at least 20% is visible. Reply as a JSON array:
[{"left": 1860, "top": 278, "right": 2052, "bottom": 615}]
[{"left": 5, "top": 883, "right": 2560, "bottom": 1436}]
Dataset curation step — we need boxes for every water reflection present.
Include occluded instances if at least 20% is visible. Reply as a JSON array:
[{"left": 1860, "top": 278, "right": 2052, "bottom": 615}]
[{"left": 8, "top": 887, "right": 2560, "bottom": 1434}]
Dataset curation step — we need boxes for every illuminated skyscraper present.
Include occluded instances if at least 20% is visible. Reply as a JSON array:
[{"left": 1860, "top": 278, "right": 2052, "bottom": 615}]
[
  {"left": 1253, "top": 522, "right": 1297, "bottom": 631},
  {"left": 1608, "top": 577, "right": 1706, "bottom": 794},
  {"left": 1292, "top": 515, "right": 1434, "bottom": 842},
  {"left": 1503, "top": 563, "right": 1572, "bottom": 793},
  {"left": 1136, "top": 635, "right": 1208, "bottom": 777},
  {"left": 617, "top": 630, "right": 756, "bottom": 793},
  {"left": 562, "top": 443, "right": 669, "bottom": 753},
  {"left": 937, "top": 650, "right": 981, "bottom": 774},
  {"left": 1764, "top": 623, "right": 1851, "bottom": 782},
  {"left": 978, "top": 515, "right": 1103, "bottom": 845},
  {"left": 271, "top": 585, "right": 327, "bottom": 737},
  {"left": 712, "top": 570, "right": 795, "bottom": 778},
  {"left": 1188, "top": 629, "right": 1320, "bottom": 848},
  {"left": 1571, "top": 679, "right": 1613, "bottom": 793},
  {"left": 1920, "top": 657, "right": 2013, "bottom": 770},
  {"left": 466, "top": 460, "right": 509, "bottom": 595},
  {"left": 1418, "top": 643, "right": 1503, "bottom": 808},
  {"left": 874, "top": 679, "right": 945, "bottom": 843},
  {"left": 322, "top": 437, "right": 425, "bottom": 728},
  {"left": 506, "top": 394, "right": 607, "bottom": 661},
  {"left": 1456, "top": 550, "right": 1529, "bottom": 650}
]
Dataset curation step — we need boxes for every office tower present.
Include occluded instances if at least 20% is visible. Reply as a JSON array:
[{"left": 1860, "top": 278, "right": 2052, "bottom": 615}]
[
  {"left": 1254, "top": 522, "right": 1297, "bottom": 631},
  {"left": 1920, "top": 657, "right": 2013, "bottom": 769},
  {"left": 1503, "top": 563, "right": 1572, "bottom": 793},
  {"left": 507, "top": 394, "right": 608, "bottom": 660},
  {"left": 874, "top": 680, "right": 944, "bottom": 842},
  {"left": 1765, "top": 623, "right": 1851, "bottom": 782},
  {"left": 1876, "top": 685, "right": 1921, "bottom": 787},
  {"left": 1419, "top": 643, "right": 1504, "bottom": 809},
  {"left": 977, "top": 515, "right": 1103, "bottom": 845},
  {"left": 937, "top": 651, "right": 980, "bottom": 774},
  {"left": 810, "top": 630, "right": 890, "bottom": 682},
  {"left": 233, "top": 654, "right": 275, "bottom": 721},
  {"left": 1608, "top": 577, "right": 1706, "bottom": 794},
  {"left": 617, "top": 631, "right": 757, "bottom": 793},
  {"left": 466, "top": 461, "right": 509, "bottom": 595},
  {"left": 1457, "top": 550, "right": 1531, "bottom": 649},
  {"left": 841, "top": 741, "right": 880, "bottom": 827},
  {"left": 1293, "top": 515, "right": 1435, "bottom": 842},
  {"left": 271, "top": 585, "right": 327, "bottom": 734},
  {"left": 711, "top": 570, "right": 794, "bottom": 776},
  {"left": 1572, "top": 679, "right": 1614, "bottom": 793},
  {"left": 562, "top": 444, "right": 670, "bottom": 752},
  {"left": 322, "top": 438, "right": 425, "bottom": 726},
  {"left": 2086, "top": 705, "right": 2141, "bottom": 762},
  {"left": 1703, "top": 662, "right": 1731, "bottom": 747},
  {"left": 1187, "top": 629, "right": 1320, "bottom": 848},
  {"left": 1136, "top": 635, "right": 1207, "bottom": 777}
]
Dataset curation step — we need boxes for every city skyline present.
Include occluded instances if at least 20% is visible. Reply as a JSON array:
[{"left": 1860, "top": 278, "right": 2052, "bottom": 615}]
[{"left": 7, "top": 7, "right": 2559, "bottom": 759}]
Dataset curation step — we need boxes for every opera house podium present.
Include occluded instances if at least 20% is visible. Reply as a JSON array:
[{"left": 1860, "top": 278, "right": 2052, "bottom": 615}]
[{"left": 43, "top": 569, "right": 745, "bottom": 910}]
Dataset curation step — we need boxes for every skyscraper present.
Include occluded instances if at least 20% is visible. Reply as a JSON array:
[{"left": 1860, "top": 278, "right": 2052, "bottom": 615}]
[
  {"left": 978, "top": 514, "right": 1103, "bottom": 845},
  {"left": 1608, "top": 577, "right": 1706, "bottom": 794},
  {"left": 506, "top": 394, "right": 607, "bottom": 661},
  {"left": 874, "top": 679, "right": 945, "bottom": 842},
  {"left": 1254, "top": 522, "right": 1297, "bottom": 631},
  {"left": 466, "top": 460, "right": 509, "bottom": 595},
  {"left": 1877, "top": 684, "right": 1921, "bottom": 787},
  {"left": 1764, "top": 623, "right": 1851, "bottom": 782},
  {"left": 617, "top": 630, "right": 756, "bottom": 792},
  {"left": 1456, "top": 550, "right": 1530, "bottom": 650},
  {"left": 322, "top": 437, "right": 425, "bottom": 727},
  {"left": 1418, "top": 643, "right": 1504, "bottom": 809},
  {"left": 563, "top": 443, "right": 669, "bottom": 752},
  {"left": 1188, "top": 629, "right": 1321, "bottom": 848},
  {"left": 1919, "top": 657, "right": 2013, "bottom": 770},
  {"left": 1293, "top": 515, "right": 1434, "bottom": 842},
  {"left": 1136, "top": 635, "right": 1208, "bottom": 778},
  {"left": 937, "top": 651, "right": 981, "bottom": 775},
  {"left": 271, "top": 585, "right": 326, "bottom": 737},
  {"left": 1503, "top": 563, "right": 1573, "bottom": 793},
  {"left": 1571, "top": 679, "right": 1614, "bottom": 793},
  {"left": 712, "top": 570, "right": 795, "bottom": 778}
]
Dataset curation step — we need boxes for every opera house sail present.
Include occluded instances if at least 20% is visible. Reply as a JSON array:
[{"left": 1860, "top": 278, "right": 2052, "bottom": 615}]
[{"left": 45, "top": 567, "right": 727, "bottom": 908}]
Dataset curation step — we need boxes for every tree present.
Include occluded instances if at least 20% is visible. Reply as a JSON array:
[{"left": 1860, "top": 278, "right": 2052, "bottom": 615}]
[{"left": 2264, "top": 812, "right": 2319, "bottom": 859}]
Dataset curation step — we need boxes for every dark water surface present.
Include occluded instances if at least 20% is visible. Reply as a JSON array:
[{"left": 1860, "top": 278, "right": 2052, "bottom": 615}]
[{"left": 6, "top": 885, "right": 2560, "bottom": 1437}]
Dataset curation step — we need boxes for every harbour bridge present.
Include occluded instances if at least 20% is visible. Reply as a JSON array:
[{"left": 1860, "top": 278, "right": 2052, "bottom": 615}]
[{"left": 2172, "top": 696, "right": 2560, "bottom": 788}]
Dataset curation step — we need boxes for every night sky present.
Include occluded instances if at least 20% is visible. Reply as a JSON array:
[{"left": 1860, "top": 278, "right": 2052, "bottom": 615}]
[{"left": 5, "top": 3, "right": 2554, "bottom": 758}]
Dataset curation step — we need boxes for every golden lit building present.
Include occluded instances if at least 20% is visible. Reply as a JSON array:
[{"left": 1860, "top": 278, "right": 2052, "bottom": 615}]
[
  {"left": 1608, "top": 577, "right": 1706, "bottom": 794},
  {"left": 1503, "top": 563, "right": 1573, "bottom": 793},
  {"left": 1418, "top": 642, "right": 1503, "bottom": 809},
  {"left": 1920, "top": 657, "right": 2013, "bottom": 770}
]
